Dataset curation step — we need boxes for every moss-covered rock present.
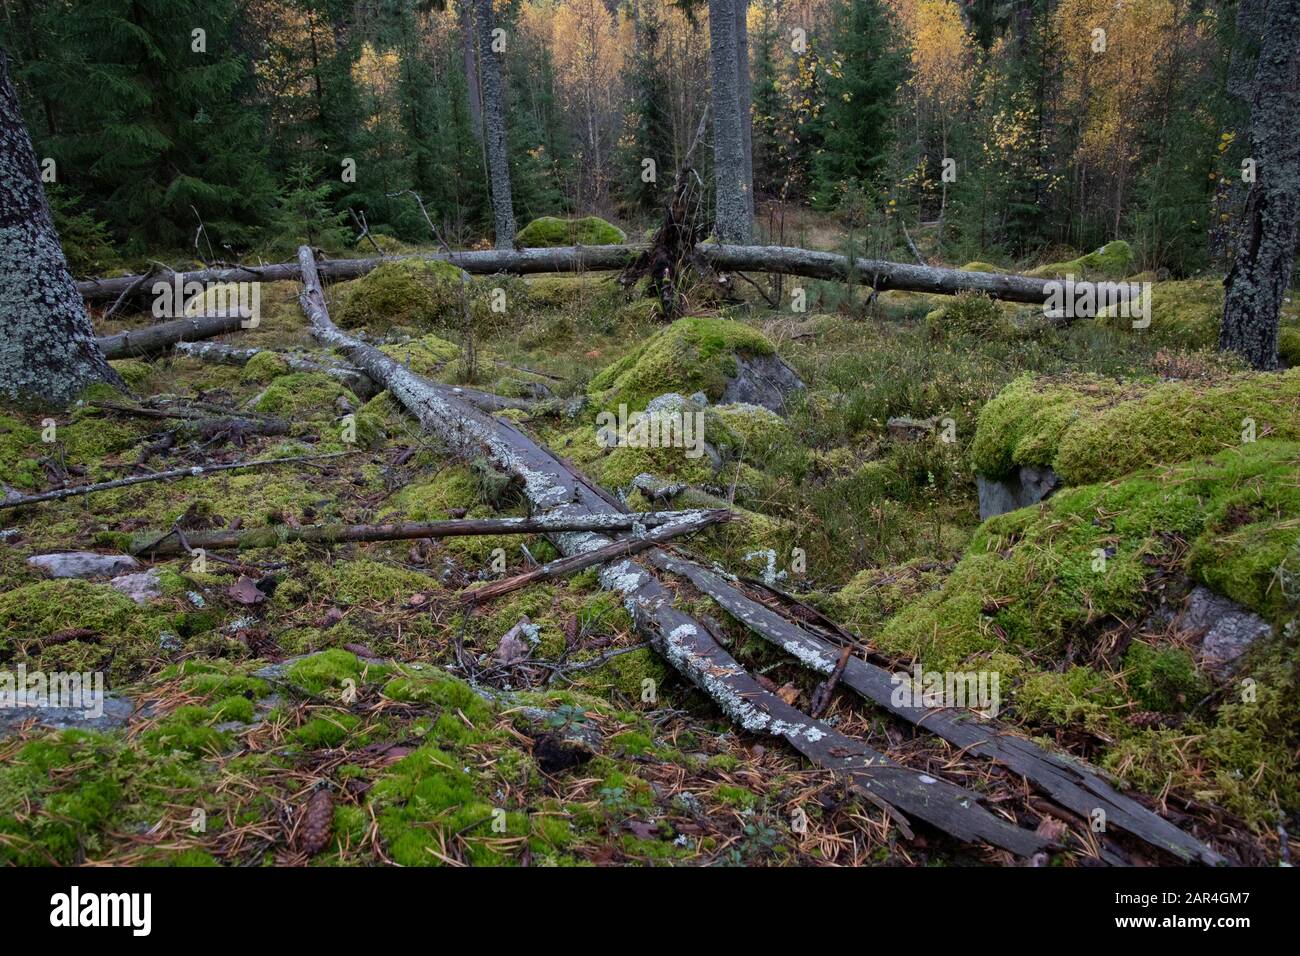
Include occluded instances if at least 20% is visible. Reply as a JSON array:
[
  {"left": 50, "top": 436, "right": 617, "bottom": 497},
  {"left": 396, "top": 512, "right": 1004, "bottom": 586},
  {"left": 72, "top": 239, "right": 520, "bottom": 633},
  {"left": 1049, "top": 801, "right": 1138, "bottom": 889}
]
[
  {"left": 240, "top": 350, "right": 291, "bottom": 384},
  {"left": 877, "top": 439, "right": 1298, "bottom": 670},
  {"left": 971, "top": 368, "right": 1300, "bottom": 485},
  {"left": 1027, "top": 240, "right": 1135, "bottom": 279},
  {"left": 588, "top": 317, "right": 780, "bottom": 412},
  {"left": 516, "top": 215, "right": 626, "bottom": 248},
  {"left": 335, "top": 259, "right": 467, "bottom": 334}
]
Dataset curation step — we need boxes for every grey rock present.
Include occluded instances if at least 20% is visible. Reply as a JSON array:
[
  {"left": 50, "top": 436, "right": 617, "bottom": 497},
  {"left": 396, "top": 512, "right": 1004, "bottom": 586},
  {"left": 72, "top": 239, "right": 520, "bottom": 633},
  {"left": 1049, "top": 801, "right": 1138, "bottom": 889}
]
[
  {"left": 977, "top": 465, "right": 1061, "bottom": 520},
  {"left": 1177, "top": 586, "right": 1272, "bottom": 676},
  {"left": 720, "top": 352, "right": 805, "bottom": 414},
  {"left": 110, "top": 567, "right": 164, "bottom": 604},
  {"left": 887, "top": 415, "right": 940, "bottom": 441},
  {"left": 0, "top": 691, "right": 133, "bottom": 738},
  {"left": 27, "top": 551, "right": 141, "bottom": 579}
]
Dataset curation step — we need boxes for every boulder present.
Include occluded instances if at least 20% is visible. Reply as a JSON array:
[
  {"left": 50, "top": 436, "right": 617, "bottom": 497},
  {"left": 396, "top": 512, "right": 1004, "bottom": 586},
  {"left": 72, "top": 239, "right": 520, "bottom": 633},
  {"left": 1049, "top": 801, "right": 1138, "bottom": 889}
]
[
  {"left": 976, "top": 465, "right": 1060, "bottom": 520},
  {"left": 1177, "top": 586, "right": 1272, "bottom": 677},
  {"left": 27, "top": 551, "right": 141, "bottom": 579}
]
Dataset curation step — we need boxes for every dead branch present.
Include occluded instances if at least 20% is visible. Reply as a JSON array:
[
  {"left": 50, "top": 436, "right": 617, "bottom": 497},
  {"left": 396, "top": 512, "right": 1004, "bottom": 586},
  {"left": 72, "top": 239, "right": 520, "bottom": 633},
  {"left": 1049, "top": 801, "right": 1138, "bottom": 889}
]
[
  {"left": 129, "top": 509, "right": 731, "bottom": 556},
  {"left": 462, "top": 510, "right": 730, "bottom": 604}
]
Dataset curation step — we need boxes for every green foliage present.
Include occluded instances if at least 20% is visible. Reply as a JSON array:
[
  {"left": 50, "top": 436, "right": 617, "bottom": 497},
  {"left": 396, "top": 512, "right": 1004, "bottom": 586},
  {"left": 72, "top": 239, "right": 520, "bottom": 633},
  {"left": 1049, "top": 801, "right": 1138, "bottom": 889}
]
[{"left": 811, "top": 0, "right": 906, "bottom": 206}]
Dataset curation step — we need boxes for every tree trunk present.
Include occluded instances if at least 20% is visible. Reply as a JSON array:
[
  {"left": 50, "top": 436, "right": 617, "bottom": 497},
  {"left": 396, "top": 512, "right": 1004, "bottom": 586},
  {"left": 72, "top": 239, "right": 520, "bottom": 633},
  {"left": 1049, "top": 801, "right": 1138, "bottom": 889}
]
[
  {"left": 708, "top": 0, "right": 752, "bottom": 243},
  {"left": 1219, "top": 0, "right": 1300, "bottom": 371},
  {"left": 472, "top": 0, "right": 516, "bottom": 249},
  {"left": 734, "top": 0, "right": 754, "bottom": 221},
  {"left": 0, "top": 47, "right": 121, "bottom": 406},
  {"left": 80, "top": 244, "right": 1061, "bottom": 304}
]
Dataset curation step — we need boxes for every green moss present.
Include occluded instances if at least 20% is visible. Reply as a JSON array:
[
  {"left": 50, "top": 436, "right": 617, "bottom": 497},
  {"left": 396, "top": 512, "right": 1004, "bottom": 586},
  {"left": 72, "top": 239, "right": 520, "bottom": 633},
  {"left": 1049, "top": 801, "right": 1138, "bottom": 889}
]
[
  {"left": 713, "top": 784, "right": 758, "bottom": 809},
  {"left": 286, "top": 649, "right": 380, "bottom": 696},
  {"left": 294, "top": 713, "right": 362, "bottom": 748},
  {"left": 1095, "top": 279, "right": 1300, "bottom": 349},
  {"left": 879, "top": 440, "right": 1299, "bottom": 668},
  {"left": 709, "top": 403, "right": 790, "bottom": 462},
  {"left": 970, "top": 369, "right": 1300, "bottom": 485},
  {"left": 1124, "top": 642, "right": 1207, "bottom": 713},
  {"left": 1013, "top": 666, "right": 1123, "bottom": 732},
  {"left": 252, "top": 371, "right": 357, "bottom": 420},
  {"left": 925, "top": 291, "right": 1014, "bottom": 340},
  {"left": 827, "top": 558, "right": 945, "bottom": 635},
  {"left": 240, "top": 350, "right": 291, "bottom": 384},
  {"left": 109, "top": 359, "right": 153, "bottom": 390},
  {"left": 0, "top": 579, "right": 136, "bottom": 654},
  {"left": 378, "top": 334, "right": 460, "bottom": 375},
  {"left": 336, "top": 259, "right": 467, "bottom": 334},
  {"left": 1281, "top": 327, "right": 1300, "bottom": 367},
  {"left": 1028, "top": 240, "right": 1135, "bottom": 279},
  {"left": 516, "top": 215, "right": 625, "bottom": 247},
  {"left": 588, "top": 316, "right": 777, "bottom": 413},
  {"left": 0, "top": 413, "right": 41, "bottom": 490}
]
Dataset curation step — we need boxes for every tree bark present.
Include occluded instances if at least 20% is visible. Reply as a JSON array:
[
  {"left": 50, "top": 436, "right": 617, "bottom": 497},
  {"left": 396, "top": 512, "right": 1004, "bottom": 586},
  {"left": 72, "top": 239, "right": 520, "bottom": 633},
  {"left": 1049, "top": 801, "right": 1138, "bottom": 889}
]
[
  {"left": 734, "top": 0, "right": 754, "bottom": 222},
  {"left": 1219, "top": 0, "right": 1300, "bottom": 370},
  {"left": 81, "top": 244, "right": 1059, "bottom": 304},
  {"left": 472, "top": 0, "right": 516, "bottom": 249},
  {"left": 96, "top": 312, "right": 250, "bottom": 360},
  {"left": 0, "top": 47, "right": 121, "bottom": 406},
  {"left": 708, "top": 0, "right": 752, "bottom": 243}
]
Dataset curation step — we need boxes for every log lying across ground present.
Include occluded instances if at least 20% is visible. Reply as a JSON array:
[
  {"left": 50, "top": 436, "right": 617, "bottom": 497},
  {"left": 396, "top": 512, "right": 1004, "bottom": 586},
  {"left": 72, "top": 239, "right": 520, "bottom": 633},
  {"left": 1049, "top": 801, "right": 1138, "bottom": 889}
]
[
  {"left": 129, "top": 509, "right": 730, "bottom": 556},
  {"left": 82, "top": 243, "right": 1057, "bottom": 305},
  {"left": 645, "top": 551, "right": 1226, "bottom": 866},
  {"left": 296, "top": 244, "right": 1052, "bottom": 859},
  {"left": 96, "top": 312, "right": 252, "bottom": 360}
]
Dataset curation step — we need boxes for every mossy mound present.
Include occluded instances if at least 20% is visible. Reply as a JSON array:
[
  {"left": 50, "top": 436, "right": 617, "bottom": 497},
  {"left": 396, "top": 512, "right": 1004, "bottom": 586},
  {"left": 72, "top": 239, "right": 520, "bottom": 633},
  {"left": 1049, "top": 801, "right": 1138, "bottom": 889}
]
[
  {"left": 335, "top": 259, "right": 467, "bottom": 334},
  {"left": 516, "top": 215, "right": 625, "bottom": 248},
  {"left": 1095, "top": 279, "right": 1300, "bottom": 358},
  {"left": 878, "top": 439, "right": 1299, "bottom": 669},
  {"left": 378, "top": 334, "right": 460, "bottom": 375},
  {"left": 1027, "top": 240, "right": 1135, "bottom": 279},
  {"left": 924, "top": 291, "right": 1014, "bottom": 340},
  {"left": 958, "top": 261, "right": 1004, "bottom": 273},
  {"left": 824, "top": 558, "right": 946, "bottom": 636},
  {"left": 970, "top": 368, "right": 1300, "bottom": 486},
  {"left": 588, "top": 317, "right": 777, "bottom": 413},
  {"left": 252, "top": 371, "right": 358, "bottom": 420}
]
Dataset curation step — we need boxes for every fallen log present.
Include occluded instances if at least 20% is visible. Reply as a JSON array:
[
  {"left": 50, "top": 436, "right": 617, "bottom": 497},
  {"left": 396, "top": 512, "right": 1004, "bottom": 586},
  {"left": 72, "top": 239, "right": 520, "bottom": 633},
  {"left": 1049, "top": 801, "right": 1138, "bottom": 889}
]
[
  {"left": 96, "top": 311, "right": 252, "bottom": 360},
  {"left": 84, "top": 243, "right": 1060, "bottom": 306},
  {"left": 296, "top": 244, "right": 1051, "bottom": 859},
  {"left": 644, "top": 551, "right": 1227, "bottom": 866},
  {"left": 462, "top": 509, "right": 730, "bottom": 604},
  {"left": 0, "top": 451, "right": 358, "bottom": 511},
  {"left": 129, "top": 509, "right": 730, "bottom": 556}
]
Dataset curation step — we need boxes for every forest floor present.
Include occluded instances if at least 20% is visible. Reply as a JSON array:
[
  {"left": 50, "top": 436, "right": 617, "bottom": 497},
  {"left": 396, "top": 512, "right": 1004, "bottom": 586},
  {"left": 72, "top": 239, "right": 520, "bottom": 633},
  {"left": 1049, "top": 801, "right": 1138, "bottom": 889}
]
[{"left": 1, "top": 227, "right": 1298, "bottom": 867}]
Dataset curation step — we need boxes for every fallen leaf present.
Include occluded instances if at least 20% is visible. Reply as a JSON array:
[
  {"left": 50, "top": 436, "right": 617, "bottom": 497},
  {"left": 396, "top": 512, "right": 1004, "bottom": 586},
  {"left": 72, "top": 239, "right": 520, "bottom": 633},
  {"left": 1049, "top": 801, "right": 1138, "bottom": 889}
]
[
  {"left": 776, "top": 682, "right": 800, "bottom": 706},
  {"left": 227, "top": 576, "right": 266, "bottom": 605}
]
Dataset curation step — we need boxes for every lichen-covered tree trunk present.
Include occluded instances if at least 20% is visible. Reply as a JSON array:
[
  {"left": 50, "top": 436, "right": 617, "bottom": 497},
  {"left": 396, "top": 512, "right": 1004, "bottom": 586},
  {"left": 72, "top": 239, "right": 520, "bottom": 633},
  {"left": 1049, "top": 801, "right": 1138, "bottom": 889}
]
[
  {"left": 0, "top": 47, "right": 120, "bottom": 407},
  {"left": 708, "top": 0, "right": 752, "bottom": 244},
  {"left": 1219, "top": 0, "right": 1300, "bottom": 370},
  {"left": 734, "top": 0, "right": 754, "bottom": 226},
  {"left": 473, "top": 0, "right": 516, "bottom": 249}
]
